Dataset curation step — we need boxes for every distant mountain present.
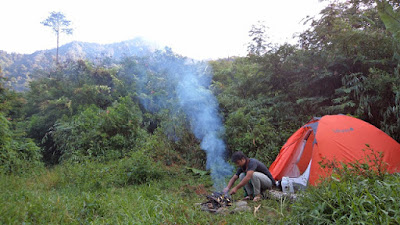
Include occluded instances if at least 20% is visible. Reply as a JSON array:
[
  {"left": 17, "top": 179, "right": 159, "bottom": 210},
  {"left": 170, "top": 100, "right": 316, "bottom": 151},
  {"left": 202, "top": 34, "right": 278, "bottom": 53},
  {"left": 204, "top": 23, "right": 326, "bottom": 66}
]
[{"left": 0, "top": 37, "right": 158, "bottom": 91}]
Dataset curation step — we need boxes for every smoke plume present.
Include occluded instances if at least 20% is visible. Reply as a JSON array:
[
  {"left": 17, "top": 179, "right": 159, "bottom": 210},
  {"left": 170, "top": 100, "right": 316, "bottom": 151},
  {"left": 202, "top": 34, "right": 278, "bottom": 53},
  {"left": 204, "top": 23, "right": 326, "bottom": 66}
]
[
  {"left": 176, "top": 64, "right": 234, "bottom": 190},
  {"left": 133, "top": 48, "right": 233, "bottom": 190}
]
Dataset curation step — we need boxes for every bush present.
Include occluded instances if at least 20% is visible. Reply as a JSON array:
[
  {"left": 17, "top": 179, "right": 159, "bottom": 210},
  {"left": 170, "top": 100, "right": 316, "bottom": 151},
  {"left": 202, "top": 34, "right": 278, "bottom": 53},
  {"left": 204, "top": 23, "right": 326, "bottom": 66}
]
[
  {"left": 287, "top": 174, "right": 400, "bottom": 224},
  {"left": 287, "top": 148, "right": 400, "bottom": 224},
  {"left": 119, "top": 150, "right": 165, "bottom": 185},
  {"left": 52, "top": 96, "right": 147, "bottom": 162},
  {"left": 224, "top": 106, "right": 288, "bottom": 165},
  {"left": 140, "top": 127, "right": 185, "bottom": 166},
  {"left": 0, "top": 113, "right": 42, "bottom": 174},
  {"left": 55, "top": 150, "right": 165, "bottom": 190}
]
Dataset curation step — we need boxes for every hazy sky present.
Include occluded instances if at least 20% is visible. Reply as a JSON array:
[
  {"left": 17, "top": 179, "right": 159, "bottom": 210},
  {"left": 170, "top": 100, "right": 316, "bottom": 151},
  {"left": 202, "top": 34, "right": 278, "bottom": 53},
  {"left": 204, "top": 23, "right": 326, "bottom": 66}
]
[{"left": 0, "top": 0, "right": 327, "bottom": 59}]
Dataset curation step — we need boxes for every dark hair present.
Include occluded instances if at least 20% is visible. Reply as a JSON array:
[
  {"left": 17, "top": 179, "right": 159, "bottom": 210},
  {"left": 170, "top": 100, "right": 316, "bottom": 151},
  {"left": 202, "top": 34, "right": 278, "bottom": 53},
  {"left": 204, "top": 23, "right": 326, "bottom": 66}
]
[{"left": 231, "top": 151, "right": 247, "bottom": 163}]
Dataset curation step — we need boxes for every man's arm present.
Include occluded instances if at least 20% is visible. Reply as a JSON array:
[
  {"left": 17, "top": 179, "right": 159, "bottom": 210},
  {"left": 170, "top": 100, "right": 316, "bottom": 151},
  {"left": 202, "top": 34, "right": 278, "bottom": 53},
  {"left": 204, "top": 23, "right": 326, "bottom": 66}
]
[
  {"left": 223, "top": 174, "right": 239, "bottom": 193},
  {"left": 230, "top": 170, "right": 254, "bottom": 195}
]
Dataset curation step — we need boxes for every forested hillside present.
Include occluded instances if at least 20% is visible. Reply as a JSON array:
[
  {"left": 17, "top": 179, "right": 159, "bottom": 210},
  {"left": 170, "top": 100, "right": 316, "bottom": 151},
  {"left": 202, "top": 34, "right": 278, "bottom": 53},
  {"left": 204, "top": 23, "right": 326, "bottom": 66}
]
[
  {"left": 0, "top": 37, "right": 155, "bottom": 91},
  {"left": 1, "top": 0, "right": 399, "bottom": 176},
  {"left": 1, "top": 0, "right": 400, "bottom": 224}
]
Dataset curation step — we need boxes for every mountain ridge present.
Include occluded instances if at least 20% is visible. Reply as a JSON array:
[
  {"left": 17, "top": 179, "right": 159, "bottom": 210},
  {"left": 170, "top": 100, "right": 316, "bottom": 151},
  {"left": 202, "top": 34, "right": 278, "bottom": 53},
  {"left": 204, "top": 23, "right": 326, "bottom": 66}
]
[{"left": 0, "top": 37, "right": 160, "bottom": 91}]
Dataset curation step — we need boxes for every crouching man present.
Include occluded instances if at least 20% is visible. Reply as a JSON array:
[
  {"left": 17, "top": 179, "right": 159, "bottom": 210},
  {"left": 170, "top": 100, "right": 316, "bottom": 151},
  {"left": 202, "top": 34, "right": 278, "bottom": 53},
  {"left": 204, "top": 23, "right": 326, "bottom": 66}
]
[{"left": 223, "top": 151, "right": 276, "bottom": 202}]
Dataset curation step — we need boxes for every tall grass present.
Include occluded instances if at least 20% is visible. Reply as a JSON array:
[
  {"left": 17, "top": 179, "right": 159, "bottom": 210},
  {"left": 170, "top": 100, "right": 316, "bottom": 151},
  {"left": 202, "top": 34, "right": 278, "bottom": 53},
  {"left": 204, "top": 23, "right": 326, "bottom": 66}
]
[
  {"left": 287, "top": 148, "right": 400, "bottom": 224},
  {"left": 0, "top": 159, "right": 286, "bottom": 224},
  {"left": 287, "top": 174, "right": 400, "bottom": 224},
  {"left": 2, "top": 148, "right": 399, "bottom": 224}
]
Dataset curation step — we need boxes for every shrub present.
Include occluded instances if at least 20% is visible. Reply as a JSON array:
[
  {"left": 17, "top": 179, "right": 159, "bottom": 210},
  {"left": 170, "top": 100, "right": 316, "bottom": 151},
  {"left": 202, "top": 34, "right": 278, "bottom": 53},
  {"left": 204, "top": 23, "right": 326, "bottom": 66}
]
[
  {"left": 55, "top": 151, "right": 164, "bottom": 190},
  {"left": 52, "top": 96, "right": 147, "bottom": 162},
  {"left": 118, "top": 150, "right": 165, "bottom": 185},
  {"left": 0, "top": 113, "right": 42, "bottom": 174},
  {"left": 140, "top": 127, "right": 185, "bottom": 166},
  {"left": 225, "top": 107, "right": 288, "bottom": 165},
  {"left": 287, "top": 174, "right": 400, "bottom": 224},
  {"left": 287, "top": 147, "right": 400, "bottom": 224}
]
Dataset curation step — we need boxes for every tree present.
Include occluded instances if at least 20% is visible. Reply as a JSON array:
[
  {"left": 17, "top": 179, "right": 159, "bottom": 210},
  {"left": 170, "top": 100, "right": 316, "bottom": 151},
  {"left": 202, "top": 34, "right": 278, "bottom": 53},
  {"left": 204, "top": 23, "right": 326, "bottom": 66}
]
[
  {"left": 0, "top": 66, "right": 4, "bottom": 95},
  {"left": 247, "top": 21, "right": 269, "bottom": 56},
  {"left": 376, "top": 0, "right": 400, "bottom": 58},
  {"left": 41, "top": 11, "right": 73, "bottom": 64}
]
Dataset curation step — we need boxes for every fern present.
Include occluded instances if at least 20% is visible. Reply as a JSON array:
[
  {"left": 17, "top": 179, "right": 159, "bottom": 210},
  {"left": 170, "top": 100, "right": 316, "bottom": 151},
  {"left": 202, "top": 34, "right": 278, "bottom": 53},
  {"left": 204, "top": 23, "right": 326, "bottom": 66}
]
[{"left": 378, "top": 0, "right": 400, "bottom": 44}]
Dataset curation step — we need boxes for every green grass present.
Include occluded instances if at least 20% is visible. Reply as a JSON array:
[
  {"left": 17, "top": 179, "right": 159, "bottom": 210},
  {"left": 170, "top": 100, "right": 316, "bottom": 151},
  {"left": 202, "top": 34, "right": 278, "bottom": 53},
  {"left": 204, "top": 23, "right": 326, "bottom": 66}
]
[
  {"left": 3, "top": 158, "right": 399, "bottom": 224},
  {"left": 287, "top": 172, "right": 400, "bottom": 224},
  {"left": 0, "top": 162, "right": 288, "bottom": 224}
]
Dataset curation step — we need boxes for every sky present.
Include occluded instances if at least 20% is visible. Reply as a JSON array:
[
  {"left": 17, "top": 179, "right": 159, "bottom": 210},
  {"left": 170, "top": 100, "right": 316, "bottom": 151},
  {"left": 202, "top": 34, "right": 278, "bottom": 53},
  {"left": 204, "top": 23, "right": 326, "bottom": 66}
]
[{"left": 0, "top": 0, "right": 328, "bottom": 60}]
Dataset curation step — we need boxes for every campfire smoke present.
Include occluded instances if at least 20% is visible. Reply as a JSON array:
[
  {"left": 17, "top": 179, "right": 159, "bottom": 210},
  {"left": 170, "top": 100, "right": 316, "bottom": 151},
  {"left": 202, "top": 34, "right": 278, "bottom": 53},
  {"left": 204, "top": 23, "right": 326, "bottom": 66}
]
[
  {"left": 133, "top": 49, "right": 233, "bottom": 190},
  {"left": 177, "top": 65, "right": 233, "bottom": 190}
]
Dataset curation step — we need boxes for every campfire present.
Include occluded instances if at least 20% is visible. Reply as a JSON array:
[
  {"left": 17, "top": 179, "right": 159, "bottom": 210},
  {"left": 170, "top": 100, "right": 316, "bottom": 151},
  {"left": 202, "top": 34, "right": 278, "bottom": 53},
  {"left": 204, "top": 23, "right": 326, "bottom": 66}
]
[{"left": 200, "top": 192, "right": 233, "bottom": 212}]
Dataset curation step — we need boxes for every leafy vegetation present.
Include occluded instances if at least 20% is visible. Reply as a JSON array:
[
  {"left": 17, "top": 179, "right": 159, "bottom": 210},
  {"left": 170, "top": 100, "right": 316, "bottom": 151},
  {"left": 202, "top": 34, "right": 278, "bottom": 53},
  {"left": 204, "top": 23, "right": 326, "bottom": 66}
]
[
  {"left": 288, "top": 147, "right": 400, "bottom": 224},
  {"left": 0, "top": 67, "right": 42, "bottom": 174},
  {"left": 0, "top": 162, "right": 289, "bottom": 224},
  {"left": 0, "top": 38, "right": 154, "bottom": 91},
  {"left": 1, "top": 157, "right": 399, "bottom": 224},
  {"left": 1, "top": 0, "right": 400, "bottom": 223},
  {"left": 52, "top": 97, "right": 146, "bottom": 162}
]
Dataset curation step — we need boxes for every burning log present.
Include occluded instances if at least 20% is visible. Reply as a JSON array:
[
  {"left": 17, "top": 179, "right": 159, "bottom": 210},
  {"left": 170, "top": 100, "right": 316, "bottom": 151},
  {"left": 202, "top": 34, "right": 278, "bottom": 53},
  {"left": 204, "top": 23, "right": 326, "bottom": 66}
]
[
  {"left": 200, "top": 192, "right": 233, "bottom": 213},
  {"left": 197, "top": 192, "right": 253, "bottom": 214}
]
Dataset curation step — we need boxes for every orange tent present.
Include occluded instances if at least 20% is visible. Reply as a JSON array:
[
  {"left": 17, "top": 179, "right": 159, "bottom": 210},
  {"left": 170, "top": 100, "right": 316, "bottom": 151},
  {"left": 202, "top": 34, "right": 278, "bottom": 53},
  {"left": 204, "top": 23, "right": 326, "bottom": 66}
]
[{"left": 269, "top": 115, "right": 400, "bottom": 186}]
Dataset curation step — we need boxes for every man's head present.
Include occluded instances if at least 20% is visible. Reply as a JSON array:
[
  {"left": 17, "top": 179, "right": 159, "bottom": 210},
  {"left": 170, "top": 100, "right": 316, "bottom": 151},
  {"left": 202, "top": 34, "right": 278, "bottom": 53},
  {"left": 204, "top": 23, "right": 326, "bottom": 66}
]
[{"left": 231, "top": 151, "right": 248, "bottom": 167}]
